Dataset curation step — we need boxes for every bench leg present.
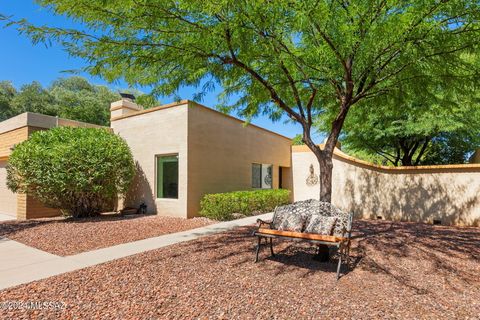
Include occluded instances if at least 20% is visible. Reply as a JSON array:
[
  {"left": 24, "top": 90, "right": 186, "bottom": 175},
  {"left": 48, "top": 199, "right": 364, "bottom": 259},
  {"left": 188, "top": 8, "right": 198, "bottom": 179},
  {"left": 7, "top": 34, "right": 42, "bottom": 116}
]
[
  {"left": 269, "top": 238, "right": 274, "bottom": 257},
  {"left": 336, "top": 251, "right": 343, "bottom": 280},
  {"left": 254, "top": 237, "right": 261, "bottom": 263},
  {"left": 314, "top": 245, "right": 330, "bottom": 262},
  {"left": 346, "top": 240, "right": 351, "bottom": 266}
]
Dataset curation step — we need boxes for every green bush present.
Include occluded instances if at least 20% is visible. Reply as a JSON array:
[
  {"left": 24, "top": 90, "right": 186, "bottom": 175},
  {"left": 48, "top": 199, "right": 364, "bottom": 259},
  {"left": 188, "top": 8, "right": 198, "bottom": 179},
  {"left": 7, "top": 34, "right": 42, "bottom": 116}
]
[
  {"left": 7, "top": 127, "right": 135, "bottom": 218},
  {"left": 200, "top": 189, "right": 290, "bottom": 221}
]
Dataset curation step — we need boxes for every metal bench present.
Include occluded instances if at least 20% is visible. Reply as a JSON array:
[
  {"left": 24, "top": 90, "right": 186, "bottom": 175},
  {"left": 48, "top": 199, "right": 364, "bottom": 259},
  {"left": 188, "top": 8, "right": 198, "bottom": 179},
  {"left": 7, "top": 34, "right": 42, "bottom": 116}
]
[{"left": 253, "top": 200, "right": 353, "bottom": 280}]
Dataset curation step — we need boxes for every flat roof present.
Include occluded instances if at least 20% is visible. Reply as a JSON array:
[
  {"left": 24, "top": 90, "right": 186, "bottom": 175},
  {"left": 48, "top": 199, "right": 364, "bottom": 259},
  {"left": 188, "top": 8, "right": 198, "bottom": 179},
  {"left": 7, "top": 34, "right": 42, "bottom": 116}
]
[
  {"left": 110, "top": 99, "right": 293, "bottom": 141},
  {"left": 0, "top": 112, "right": 105, "bottom": 135}
]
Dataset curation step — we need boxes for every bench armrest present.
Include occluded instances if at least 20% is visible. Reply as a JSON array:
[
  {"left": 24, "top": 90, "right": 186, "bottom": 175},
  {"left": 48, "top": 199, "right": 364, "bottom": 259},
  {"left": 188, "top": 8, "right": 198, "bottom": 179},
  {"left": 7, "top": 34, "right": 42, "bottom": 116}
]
[{"left": 256, "top": 218, "right": 272, "bottom": 228}]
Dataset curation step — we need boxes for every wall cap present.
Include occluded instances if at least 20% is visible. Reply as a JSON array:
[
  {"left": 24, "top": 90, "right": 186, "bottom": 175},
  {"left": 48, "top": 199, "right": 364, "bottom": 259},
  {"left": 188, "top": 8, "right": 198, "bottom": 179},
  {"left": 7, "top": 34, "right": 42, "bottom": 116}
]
[
  {"left": 0, "top": 112, "right": 107, "bottom": 135},
  {"left": 292, "top": 144, "right": 480, "bottom": 172}
]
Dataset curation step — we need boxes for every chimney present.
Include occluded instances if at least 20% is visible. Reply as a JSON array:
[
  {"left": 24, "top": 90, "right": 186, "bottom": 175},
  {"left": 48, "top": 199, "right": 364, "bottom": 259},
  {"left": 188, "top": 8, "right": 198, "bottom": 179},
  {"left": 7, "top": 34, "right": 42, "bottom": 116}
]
[{"left": 110, "top": 93, "right": 143, "bottom": 119}]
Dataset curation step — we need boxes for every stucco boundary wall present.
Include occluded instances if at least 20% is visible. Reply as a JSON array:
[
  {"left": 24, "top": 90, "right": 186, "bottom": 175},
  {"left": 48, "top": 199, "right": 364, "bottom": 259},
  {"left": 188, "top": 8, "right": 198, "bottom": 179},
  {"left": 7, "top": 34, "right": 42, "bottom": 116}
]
[{"left": 292, "top": 145, "right": 480, "bottom": 227}]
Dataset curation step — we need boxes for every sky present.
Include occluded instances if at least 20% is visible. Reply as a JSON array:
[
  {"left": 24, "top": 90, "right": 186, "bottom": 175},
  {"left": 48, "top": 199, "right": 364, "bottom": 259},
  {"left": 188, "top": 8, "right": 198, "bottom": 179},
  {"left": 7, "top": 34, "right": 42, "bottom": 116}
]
[{"left": 0, "top": 1, "right": 313, "bottom": 140}]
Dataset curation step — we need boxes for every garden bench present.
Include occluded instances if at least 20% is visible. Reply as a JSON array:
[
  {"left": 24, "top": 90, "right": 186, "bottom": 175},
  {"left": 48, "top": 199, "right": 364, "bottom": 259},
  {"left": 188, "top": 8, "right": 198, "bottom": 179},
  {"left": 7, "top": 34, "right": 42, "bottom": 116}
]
[{"left": 253, "top": 199, "right": 353, "bottom": 280}]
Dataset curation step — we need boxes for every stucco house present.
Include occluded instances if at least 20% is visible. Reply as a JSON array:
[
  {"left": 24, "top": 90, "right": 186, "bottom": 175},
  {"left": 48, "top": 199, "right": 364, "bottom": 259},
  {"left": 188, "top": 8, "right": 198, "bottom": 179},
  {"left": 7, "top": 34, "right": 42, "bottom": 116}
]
[
  {"left": 1, "top": 97, "right": 480, "bottom": 226},
  {"left": 111, "top": 98, "right": 292, "bottom": 218}
]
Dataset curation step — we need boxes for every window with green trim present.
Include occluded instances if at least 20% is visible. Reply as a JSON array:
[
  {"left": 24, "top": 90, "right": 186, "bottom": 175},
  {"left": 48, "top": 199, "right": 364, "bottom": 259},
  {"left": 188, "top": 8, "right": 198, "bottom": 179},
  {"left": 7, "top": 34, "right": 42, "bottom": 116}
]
[{"left": 156, "top": 154, "right": 179, "bottom": 199}]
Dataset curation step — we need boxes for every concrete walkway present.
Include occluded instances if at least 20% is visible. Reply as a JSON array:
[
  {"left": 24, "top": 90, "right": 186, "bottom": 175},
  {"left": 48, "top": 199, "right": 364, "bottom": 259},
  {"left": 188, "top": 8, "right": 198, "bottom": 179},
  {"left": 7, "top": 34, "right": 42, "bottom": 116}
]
[{"left": 0, "top": 212, "right": 272, "bottom": 290}]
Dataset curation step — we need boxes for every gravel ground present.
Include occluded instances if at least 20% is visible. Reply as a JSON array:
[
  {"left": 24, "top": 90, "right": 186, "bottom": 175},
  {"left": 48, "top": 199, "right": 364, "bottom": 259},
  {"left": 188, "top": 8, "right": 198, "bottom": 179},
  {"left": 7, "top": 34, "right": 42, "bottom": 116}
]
[
  {"left": 0, "top": 220, "right": 479, "bottom": 319},
  {"left": 0, "top": 214, "right": 214, "bottom": 256}
]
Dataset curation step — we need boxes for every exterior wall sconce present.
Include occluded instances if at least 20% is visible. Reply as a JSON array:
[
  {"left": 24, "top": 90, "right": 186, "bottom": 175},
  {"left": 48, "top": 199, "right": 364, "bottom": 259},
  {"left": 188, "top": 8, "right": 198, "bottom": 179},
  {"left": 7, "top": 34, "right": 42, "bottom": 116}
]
[
  {"left": 264, "top": 165, "right": 272, "bottom": 187},
  {"left": 306, "top": 164, "right": 318, "bottom": 186}
]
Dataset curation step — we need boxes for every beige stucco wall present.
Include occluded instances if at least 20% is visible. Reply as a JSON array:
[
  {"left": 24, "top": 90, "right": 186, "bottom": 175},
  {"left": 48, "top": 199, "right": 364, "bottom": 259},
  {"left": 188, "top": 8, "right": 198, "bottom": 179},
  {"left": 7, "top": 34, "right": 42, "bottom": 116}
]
[
  {"left": 112, "top": 100, "right": 292, "bottom": 218},
  {"left": 111, "top": 103, "right": 189, "bottom": 217},
  {"left": 292, "top": 146, "right": 480, "bottom": 226},
  {"left": 0, "top": 160, "right": 16, "bottom": 216},
  {"left": 0, "top": 127, "right": 29, "bottom": 159},
  {"left": 186, "top": 102, "right": 292, "bottom": 218}
]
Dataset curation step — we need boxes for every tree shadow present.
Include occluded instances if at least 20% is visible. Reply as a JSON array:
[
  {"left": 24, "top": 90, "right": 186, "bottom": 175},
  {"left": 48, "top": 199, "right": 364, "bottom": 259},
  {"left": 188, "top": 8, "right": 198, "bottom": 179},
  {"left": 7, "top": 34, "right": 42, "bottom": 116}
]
[
  {"left": 167, "top": 220, "right": 480, "bottom": 293},
  {"left": 0, "top": 213, "right": 153, "bottom": 239},
  {"left": 169, "top": 226, "right": 363, "bottom": 280},
  {"left": 342, "top": 168, "right": 480, "bottom": 227},
  {"left": 351, "top": 219, "right": 480, "bottom": 292}
]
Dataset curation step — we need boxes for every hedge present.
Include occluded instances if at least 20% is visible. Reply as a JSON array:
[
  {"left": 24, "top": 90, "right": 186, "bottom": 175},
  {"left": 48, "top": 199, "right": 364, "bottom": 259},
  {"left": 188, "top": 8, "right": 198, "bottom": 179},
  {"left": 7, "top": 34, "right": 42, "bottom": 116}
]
[{"left": 200, "top": 189, "right": 290, "bottom": 221}]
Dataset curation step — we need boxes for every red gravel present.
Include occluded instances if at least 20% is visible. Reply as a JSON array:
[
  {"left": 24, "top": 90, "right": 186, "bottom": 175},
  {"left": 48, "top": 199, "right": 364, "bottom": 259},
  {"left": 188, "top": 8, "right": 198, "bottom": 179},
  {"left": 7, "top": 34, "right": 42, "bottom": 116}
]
[
  {"left": 0, "top": 220, "right": 479, "bottom": 319},
  {"left": 0, "top": 214, "right": 214, "bottom": 256}
]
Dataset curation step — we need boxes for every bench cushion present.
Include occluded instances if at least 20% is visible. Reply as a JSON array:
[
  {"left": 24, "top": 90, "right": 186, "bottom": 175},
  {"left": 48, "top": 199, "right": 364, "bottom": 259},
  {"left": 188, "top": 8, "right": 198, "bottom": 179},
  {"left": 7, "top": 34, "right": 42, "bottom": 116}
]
[
  {"left": 257, "top": 228, "right": 344, "bottom": 243},
  {"left": 304, "top": 215, "right": 337, "bottom": 235},
  {"left": 271, "top": 200, "right": 352, "bottom": 237},
  {"left": 271, "top": 203, "right": 306, "bottom": 230},
  {"left": 276, "top": 211, "right": 306, "bottom": 232}
]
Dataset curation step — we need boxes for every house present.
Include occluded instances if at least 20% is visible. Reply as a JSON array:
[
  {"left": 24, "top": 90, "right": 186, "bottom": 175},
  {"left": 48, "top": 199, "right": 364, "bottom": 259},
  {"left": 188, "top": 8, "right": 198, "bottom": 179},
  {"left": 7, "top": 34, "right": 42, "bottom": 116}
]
[
  {"left": 111, "top": 98, "right": 291, "bottom": 218},
  {"left": 1, "top": 97, "right": 479, "bottom": 226}
]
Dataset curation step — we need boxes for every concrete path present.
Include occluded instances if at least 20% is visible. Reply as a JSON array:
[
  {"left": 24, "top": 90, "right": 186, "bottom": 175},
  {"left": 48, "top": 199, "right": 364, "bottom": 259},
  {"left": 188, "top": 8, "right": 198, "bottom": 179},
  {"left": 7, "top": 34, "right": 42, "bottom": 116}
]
[{"left": 0, "top": 213, "right": 272, "bottom": 290}]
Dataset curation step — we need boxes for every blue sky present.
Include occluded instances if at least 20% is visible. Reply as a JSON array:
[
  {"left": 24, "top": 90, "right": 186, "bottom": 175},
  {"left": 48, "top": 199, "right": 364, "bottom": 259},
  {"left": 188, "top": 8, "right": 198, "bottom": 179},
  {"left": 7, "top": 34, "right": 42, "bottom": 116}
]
[{"left": 0, "top": 1, "right": 315, "bottom": 140}]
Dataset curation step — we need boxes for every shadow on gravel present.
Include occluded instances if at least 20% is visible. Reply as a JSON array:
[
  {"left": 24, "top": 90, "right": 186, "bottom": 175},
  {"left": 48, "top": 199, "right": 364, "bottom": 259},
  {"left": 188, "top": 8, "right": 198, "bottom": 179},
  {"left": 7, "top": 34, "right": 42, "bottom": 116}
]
[
  {"left": 263, "top": 245, "right": 363, "bottom": 279},
  {"left": 0, "top": 213, "right": 152, "bottom": 238},
  {"left": 351, "top": 219, "right": 480, "bottom": 291},
  {"left": 187, "top": 220, "right": 480, "bottom": 288}
]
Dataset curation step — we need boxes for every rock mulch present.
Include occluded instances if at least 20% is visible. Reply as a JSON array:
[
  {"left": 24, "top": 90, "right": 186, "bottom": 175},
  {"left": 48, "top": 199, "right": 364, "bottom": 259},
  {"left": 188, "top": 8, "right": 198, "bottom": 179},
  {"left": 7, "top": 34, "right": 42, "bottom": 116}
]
[
  {"left": 0, "top": 220, "right": 479, "bottom": 319},
  {"left": 0, "top": 214, "right": 214, "bottom": 256}
]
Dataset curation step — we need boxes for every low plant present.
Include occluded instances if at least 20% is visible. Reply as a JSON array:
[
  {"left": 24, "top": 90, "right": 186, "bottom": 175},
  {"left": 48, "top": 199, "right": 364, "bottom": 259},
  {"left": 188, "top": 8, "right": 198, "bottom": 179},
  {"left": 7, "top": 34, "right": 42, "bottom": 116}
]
[
  {"left": 7, "top": 127, "right": 135, "bottom": 218},
  {"left": 200, "top": 189, "right": 290, "bottom": 221}
]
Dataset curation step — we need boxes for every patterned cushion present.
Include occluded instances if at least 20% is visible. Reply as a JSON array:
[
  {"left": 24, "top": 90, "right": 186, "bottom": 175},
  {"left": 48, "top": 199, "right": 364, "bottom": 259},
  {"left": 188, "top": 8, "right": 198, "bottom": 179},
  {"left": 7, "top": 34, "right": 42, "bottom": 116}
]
[
  {"left": 271, "top": 204, "right": 293, "bottom": 230},
  {"left": 274, "top": 211, "right": 306, "bottom": 232},
  {"left": 272, "top": 200, "right": 352, "bottom": 237},
  {"left": 304, "top": 215, "right": 337, "bottom": 235}
]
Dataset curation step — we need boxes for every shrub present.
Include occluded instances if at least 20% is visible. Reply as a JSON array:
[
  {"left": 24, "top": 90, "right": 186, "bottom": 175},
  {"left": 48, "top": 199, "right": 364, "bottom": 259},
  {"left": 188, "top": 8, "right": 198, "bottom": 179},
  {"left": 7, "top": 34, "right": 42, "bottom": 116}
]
[
  {"left": 7, "top": 127, "right": 135, "bottom": 218},
  {"left": 200, "top": 189, "right": 290, "bottom": 221}
]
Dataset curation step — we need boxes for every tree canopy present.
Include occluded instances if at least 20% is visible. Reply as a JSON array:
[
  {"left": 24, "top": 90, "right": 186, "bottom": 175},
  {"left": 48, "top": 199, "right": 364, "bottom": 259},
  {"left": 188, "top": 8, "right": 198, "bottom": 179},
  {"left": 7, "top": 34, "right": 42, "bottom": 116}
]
[
  {"left": 324, "top": 54, "right": 480, "bottom": 166},
  {"left": 0, "top": 76, "right": 158, "bottom": 126},
  {"left": 4, "top": 0, "right": 479, "bottom": 201}
]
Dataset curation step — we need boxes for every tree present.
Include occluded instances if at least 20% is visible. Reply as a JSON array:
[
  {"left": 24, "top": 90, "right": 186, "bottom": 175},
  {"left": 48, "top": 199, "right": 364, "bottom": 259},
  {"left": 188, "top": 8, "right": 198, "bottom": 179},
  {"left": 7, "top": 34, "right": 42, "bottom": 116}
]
[
  {"left": 0, "top": 76, "right": 158, "bottom": 125},
  {"left": 6, "top": 127, "right": 135, "bottom": 218},
  {"left": 292, "top": 134, "right": 305, "bottom": 146},
  {"left": 340, "top": 101, "right": 480, "bottom": 166},
  {"left": 0, "top": 76, "right": 128, "bottom": 126},
  {"left": 337, "top": 69, "right": 480, "bottom": 166},
  {"left": 49, "top": 76, "right": 119, "bottom": 125},
  {"left": 5, "top": 0, "right": 479, "bottom": 202},
  {"left": 11, "top": 81, "right": 58, "bottom": 116},
  {"left": 0, "top": 81, "right": 16, "bottom": 121}
]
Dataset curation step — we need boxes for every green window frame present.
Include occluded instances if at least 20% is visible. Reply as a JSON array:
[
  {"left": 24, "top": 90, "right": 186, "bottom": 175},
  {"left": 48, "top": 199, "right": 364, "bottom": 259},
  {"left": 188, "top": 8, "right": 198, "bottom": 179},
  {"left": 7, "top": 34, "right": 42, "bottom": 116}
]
[{"left": 156, "top": 154, "right": 179, "bottom": 199}]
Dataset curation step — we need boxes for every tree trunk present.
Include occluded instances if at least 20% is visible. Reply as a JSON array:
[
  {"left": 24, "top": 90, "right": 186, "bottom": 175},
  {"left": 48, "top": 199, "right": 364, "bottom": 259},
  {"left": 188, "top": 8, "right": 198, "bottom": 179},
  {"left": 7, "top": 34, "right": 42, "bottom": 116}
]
[{"left": 317, "top": 153, "right": 333, "bottom": 203}]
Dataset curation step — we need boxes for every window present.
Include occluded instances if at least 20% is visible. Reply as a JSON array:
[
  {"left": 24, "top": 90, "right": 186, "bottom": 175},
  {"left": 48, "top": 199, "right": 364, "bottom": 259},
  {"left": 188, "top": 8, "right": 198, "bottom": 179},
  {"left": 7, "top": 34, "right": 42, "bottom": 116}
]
[
  {"left": 156, "top": 154, "right": 179, "bottom": 199},
  {"left": 252, "top": 163, "right": 273, "bottom": 189}
]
